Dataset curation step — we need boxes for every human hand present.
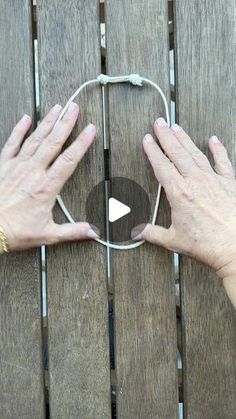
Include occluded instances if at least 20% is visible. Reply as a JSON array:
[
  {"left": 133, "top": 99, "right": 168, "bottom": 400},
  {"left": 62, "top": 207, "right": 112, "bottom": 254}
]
[
  {"left": 132, "top": 118, "right": 236, "bottom": 305},
  {"left": 0, "top": 103, "right": 97, "bottom": 251}
]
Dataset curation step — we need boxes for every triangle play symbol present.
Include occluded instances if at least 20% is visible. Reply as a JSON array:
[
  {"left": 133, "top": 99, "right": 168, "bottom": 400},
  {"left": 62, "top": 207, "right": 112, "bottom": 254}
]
[{"left": 108, "top": 197, "right": 131, "bottom": 223}]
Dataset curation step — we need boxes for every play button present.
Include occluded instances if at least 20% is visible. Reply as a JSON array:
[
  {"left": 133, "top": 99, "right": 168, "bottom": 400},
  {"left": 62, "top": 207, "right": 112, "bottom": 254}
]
[
  {"left": 86, "top": 177, "right": 150, "bottom": 243},
  {"left": 109, "top": 198, "right": 131, "bottom": 222}
]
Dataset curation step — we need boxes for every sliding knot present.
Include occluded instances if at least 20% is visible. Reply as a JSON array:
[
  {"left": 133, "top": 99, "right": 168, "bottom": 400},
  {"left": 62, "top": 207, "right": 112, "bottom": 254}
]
[
  {"left": 128, "top": 74, "right": 143, "bottom": 86},
  {"left": 97, "top": 74, "right": 110, "bottom": 85}
]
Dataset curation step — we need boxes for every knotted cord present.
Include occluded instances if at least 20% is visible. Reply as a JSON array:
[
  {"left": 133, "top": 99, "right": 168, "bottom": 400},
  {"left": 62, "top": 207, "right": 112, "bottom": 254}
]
[{"left": 55, "top": 74, "right": 170, "bottom": 250}]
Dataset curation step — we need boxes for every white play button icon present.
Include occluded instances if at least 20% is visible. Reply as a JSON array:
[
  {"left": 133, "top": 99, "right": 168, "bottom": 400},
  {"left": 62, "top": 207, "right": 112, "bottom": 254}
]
[
  {"left": 108, "top": 197, "right": 131, "bottom": 223},
  {"left": 86, "top": 177, "right": 150, "bottom": 242}
]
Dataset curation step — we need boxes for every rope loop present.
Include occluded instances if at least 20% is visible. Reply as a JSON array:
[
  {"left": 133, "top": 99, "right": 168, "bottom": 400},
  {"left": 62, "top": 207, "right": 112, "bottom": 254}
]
[{"left": 55, "top": 74, "right": 170, "bottom": 251}]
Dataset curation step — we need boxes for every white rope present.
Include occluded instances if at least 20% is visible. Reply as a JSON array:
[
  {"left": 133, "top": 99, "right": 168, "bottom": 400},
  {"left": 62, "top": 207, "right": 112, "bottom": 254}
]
[
  {"left": 55, "top": 74, "right": 170, "bottom": 251},
  {"left": 97, "top": 74, "right": 143, "bottom": 86}
]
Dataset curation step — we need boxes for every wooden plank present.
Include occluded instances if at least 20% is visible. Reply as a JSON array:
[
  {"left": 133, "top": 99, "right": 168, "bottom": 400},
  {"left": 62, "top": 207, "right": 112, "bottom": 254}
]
[
  {"left": 174, "top": 1, "right": 236, "bottom": 417},
  {"left": 106, "top": 1, "right": 178, "bottom": 417},
  {"left": 37, "top": 1, "right": 111, "bottom": 418},
  {"left": 0, "top": 1, "right": 45, "bottom": 418}
]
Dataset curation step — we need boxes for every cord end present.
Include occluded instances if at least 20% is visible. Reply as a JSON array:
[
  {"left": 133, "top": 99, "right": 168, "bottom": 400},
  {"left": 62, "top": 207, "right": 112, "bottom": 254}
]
[{"left": 128, "top": 74, "right": 143, "bottom": 86}]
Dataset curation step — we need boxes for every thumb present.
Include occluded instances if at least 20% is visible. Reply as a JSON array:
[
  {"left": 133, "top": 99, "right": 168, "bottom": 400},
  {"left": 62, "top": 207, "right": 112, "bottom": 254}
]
[
  {"left": 46, "top": 222, "right": 99, "bottom": 245},
  {"left": 131, "top": 223, "right": 172, "bottom": 248}
]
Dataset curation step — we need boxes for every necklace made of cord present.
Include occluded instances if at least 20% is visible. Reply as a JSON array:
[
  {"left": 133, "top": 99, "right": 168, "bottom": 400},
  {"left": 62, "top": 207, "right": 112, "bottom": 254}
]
[{"left": 55, "top": 74, "right": 170, "bottom": 251}]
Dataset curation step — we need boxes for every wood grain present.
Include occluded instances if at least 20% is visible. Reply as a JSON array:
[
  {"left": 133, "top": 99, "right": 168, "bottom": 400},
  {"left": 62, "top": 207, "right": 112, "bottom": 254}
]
[
  {"left": 175, "top": 1, "right": 236, "bottom": 417},
  {"left": 106, "top": 1, "right": 178, "bottom": 417},
  {"left": 0, "top": 1, "right": 45, "bottom": 418},
  {"left": 37, "top": 1, "right": 111, "bottom": 418}
]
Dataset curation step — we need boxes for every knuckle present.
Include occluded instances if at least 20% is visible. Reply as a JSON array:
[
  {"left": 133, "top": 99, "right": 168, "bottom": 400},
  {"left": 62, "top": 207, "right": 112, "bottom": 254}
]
[
  {"left": 47, "top": 136, "right": 64, "bottom": 148},
  {"left": 177, "top": 131, "right": 189, "bottom": 141},
  {"left": 171, "top": 149, "right": 189, "bottom": 163},
  {"left": 61, "top": 149, "right": 75, "bottom": 164},
  {"left": 45, "top": 232, "right": 58, "bottom": 245},
  {"left": 78, "top": 132, "right": 87, "bottom": 142},
  {"left": 31, "top": 183, "right": 51, "bottom": 197},
  {"left": 140, "top": 225, "right": 151, "bottom": 241},
  {"left": 221, "top": 160, "right": 229, "bottom": 168},
  {"left": 48, "top": 228, "right": 63, "bottom": 243},
  {"left": 28, "top": 135, "right": 42, "bottom": 145},
  {"left": 52, "top": 230, "right": 63, "bottom": 243},
  {"left": 67, "top": 229, "right": 78, "bottom": 241},
  {"left": 197, "top": 153, "right": 210, "bottom": 168},
  {"left": 144, "top": 226, "right": 154, "bottom": 242},
  {"left": 152, "top": 160, "right": 162, "bottom": 171},
  {"left": 43, "top": 116, "right": 56, "bottom": 126},
  {"left": 178, "top": 130, "right": 192, "bottom": 143},
  {"left": 215, "top": 146, "right": 228, "bottom": 157},
  {"left": 60, "top": 116, "right": 74, "bottom": 125},
  {"left": 201, "top": 154, "right": 210, "bottom": 164},
  {"left": 172, "top": 180, "right": 193, "bottom": 201},
  {"left": 193, "top": 149, "right": 205, "bottom": 160},
  {"left": 171, "top": 149, "right": 182, "bottom": 159},
  {"left": 52, "top": 227, "right": 73, "bottom": 243},
  {"left": 195, "top": 173, "right": 215, "bottom": 190},
  {"left": 216, "top": 155, "right": 229, "bottom": 167},
  {"left": 179, "top": 187, "right": 193, "bottom": 200},
  {"left": 195, "top": 172, "right": 209, "bottom": 183},
  {"left": 153, "top": 160, "right": 174, "bottom": 174}
]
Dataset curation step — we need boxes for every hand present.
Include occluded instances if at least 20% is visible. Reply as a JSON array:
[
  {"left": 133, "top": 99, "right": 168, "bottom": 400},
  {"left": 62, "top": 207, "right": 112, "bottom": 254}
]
[
  {"left": 132, "top": 118, "right": 236, "bottom": 306},
  {"left": 0, "top": 102, "right": 97, "bottom": 251}
]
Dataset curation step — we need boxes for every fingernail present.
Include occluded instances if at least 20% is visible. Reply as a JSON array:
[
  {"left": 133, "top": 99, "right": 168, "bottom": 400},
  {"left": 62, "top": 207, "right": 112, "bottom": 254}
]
[
  {"left": 211, "top": 135, "right": 220, "bottom": 144},
  {"left": 67, "top": 102, "right": 78, "bottom": 113},
  {"left": 155, "top": 117, "right": 168, "bottom": 127},
  {"left": 144, "top": 134, "right": 154, "bottom": 143},
  {"left": 171, "top": 123, "right": 182, "bottom": 132},
  {"left": 131, "top": 227, "right": 143, "bottom": 241},
  {"left": 52, "top": 104, "right": 62, "bottom": 114},
  {"left": 20, "top": 114, "right": 31, "bottom": 124},
  {"left": 87, "top": 227, "right": 100, "bottom": 239},
  {"left": 84, "top": 123, "right": 96, "bottom": 134}
]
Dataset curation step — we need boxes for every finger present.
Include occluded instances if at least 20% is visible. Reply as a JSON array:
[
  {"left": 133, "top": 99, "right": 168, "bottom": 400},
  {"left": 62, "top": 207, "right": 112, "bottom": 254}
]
[
  {"left": 154, "top": 118, "right": 199, "bottom": 176},
  {"left": 19, "top": 104, "right": 62, "bottom": 158},
  {"left": 45, "top": 221, "right": 99, "bottom": 245},
  {"left": 143, "top": 134, "right": 183, "bottom": 195},
  {"left": 208, "top": 136, "right": 235, "bottom": 179},
  {"left": 0, "top": 114, "right": 32, "bottom": 160},
  {"left": 47, "top": 123, "right": 96, "bottom": 192},
  {"left": 171, "top": 124, "right": 213, "bottom": 173},
  {"left": 33, "top": 102, "right": 80, "bottom": 167},
  {"left": 131, "top": 223, "right": 173, "bottom": 248}
]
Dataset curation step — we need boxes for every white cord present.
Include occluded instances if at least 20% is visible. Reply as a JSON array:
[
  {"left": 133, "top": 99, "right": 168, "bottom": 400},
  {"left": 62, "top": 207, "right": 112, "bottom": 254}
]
[{"left": 55, "top": 74, "right": 170, "bottom": 251}]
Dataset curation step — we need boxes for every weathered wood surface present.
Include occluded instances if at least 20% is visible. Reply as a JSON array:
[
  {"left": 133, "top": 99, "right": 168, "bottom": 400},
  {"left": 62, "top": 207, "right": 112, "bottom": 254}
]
[
  {"left": 106, "top": 1, "right": 178, "bottom": 417},
  {"left": 0, "top": 1, "right": 45, "bottom": 418},
  {"left": 37, "top": 1, "right": 111, "bottom": 418},
  {"left": 175, "top": 0, "right": 236, "bottom": 417}
]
